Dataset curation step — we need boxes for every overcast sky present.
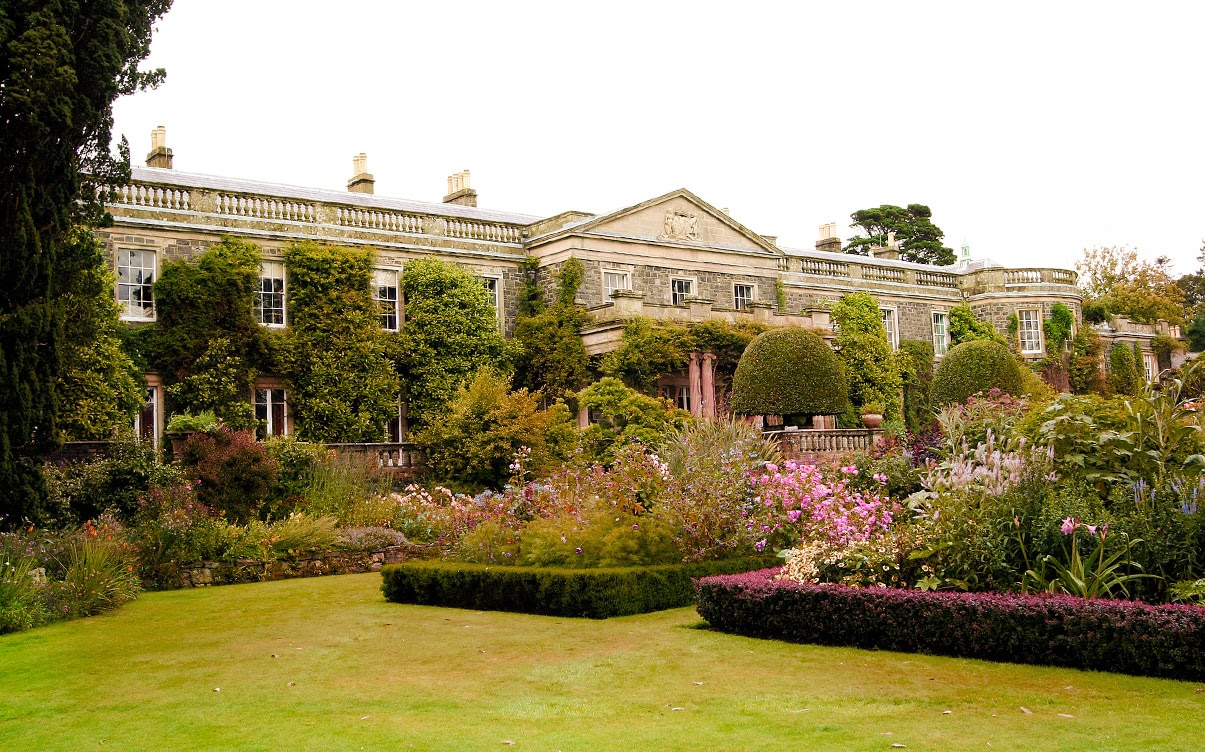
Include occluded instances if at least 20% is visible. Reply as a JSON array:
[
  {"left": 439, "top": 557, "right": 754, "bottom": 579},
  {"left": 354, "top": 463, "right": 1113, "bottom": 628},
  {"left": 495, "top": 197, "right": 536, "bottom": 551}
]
[{"left": 112, "top": 1, "right": 1205, "bottom": 275}]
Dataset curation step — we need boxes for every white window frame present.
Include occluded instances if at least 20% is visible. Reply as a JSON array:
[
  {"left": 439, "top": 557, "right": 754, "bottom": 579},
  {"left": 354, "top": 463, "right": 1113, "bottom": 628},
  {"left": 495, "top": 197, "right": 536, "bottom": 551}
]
[
  {"left": 481, "top": 275, "right": 502, "bottom": 327},
  {"left": 670, "top": 277, "right": 695, "bottom": 306},
  {"left": 255, "top": 261, "right": 287, "bottom": 327},
  {"left": 374, "top": 268, "right": 401, "bottom": 331},
  {"left": 733, "top": 283, "right": 755, "bottom": 311},
  {"left": 117, "top": 248, "right": 156, "bottom": 321},
  {"left": 1017, "top": 308, "right": 1044, "bottom": 354},
  {"left": 602, "top": 269, "right": 631, "bottom": 300},
  {"left": 1143, "top": 351, "right": 1158, "bottom": 383},
  {"left": 932, "top": 311, "right": 949, "bottom": 357},
  {"left": 255, "top": 387, "right": 289, "bottom": 438},
  {"left": 880, "top": 307, "right": 899, "bottom": 351},
  {"left": 660, "top": 384, "right": 691, "bottom": 412}
]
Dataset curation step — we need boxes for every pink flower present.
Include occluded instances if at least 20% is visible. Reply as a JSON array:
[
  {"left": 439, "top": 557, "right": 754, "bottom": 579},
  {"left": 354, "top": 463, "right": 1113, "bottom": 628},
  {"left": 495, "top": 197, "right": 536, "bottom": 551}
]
[
  {"left": 1061, "top": 517, "right": 1077, "bottom": 535},
  {"left": 840, "top": 465, "right": 858, "bottom": 475}
]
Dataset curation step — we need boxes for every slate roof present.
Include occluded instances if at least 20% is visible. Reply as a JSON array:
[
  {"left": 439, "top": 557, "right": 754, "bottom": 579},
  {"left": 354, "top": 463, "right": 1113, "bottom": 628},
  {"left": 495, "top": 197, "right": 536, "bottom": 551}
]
[{"left": 130, "top": 166, "right": 543, "bottom": 225}]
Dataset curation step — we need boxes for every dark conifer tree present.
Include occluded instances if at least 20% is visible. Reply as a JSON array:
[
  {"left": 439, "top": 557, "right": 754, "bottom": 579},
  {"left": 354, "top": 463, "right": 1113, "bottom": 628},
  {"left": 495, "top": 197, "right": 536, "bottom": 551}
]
[{"left": 0, "top": 1, "right": 171, "bottom": 523}]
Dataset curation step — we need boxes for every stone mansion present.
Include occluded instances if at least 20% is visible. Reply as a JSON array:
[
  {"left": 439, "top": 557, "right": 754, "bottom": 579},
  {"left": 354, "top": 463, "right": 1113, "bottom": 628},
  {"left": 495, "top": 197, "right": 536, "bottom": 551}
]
[{"left": 102, "top": 129, "right": 1165, "bottom": 443}]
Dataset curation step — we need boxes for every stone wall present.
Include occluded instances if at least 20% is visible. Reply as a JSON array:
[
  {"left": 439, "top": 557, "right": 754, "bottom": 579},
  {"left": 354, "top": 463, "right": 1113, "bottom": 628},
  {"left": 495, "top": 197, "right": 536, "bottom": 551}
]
[
  {"left": 175, "top": 543, "right": 431, "bottom": 589},
  {"left": 571, "top": 257, "right": 775, "bottom": 310}
]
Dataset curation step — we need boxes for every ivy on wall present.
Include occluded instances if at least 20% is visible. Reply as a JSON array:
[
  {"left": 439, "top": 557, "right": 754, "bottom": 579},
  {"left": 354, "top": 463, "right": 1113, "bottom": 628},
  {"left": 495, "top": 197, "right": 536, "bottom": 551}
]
[
  {"left": 282, "top": 242, "right": 399, "bottom": 443},
  {"left": 600, "top": 317, "right": 766, "bottom": 395},
  {"left": 512, "top": 257, "right": 591, "bottom": 398},
  {"left": 395, "top": 258, "right": 508, "bottom": 429},
  {"left": 149, "top": 238, "right": 261, "bottom": 429}
]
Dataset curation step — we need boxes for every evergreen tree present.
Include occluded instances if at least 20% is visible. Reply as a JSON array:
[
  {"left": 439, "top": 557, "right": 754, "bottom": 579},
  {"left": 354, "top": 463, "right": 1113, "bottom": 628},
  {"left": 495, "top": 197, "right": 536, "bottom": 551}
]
[
  {"left": 0, "top": 1, "right": 171, "bottom": 523},
  {"left": 845, "top": 204, "right": 955, "bottom": 265}
]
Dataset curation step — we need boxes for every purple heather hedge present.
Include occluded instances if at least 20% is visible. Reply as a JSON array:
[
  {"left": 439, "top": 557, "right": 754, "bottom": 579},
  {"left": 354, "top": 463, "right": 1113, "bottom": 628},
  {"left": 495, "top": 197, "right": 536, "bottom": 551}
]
[{"left": 695, "top": 569, "right": 1205, "bottom": 680}]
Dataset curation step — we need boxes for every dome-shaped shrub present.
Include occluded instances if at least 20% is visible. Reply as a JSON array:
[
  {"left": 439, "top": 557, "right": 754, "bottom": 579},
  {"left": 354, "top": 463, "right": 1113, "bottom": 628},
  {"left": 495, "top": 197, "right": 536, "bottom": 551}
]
[
  {"left": 730, "top": 328, "right": 848, "bottom": 416},
  {"left": 930, "top": 340, "right": 1025, "bottom": 406}
]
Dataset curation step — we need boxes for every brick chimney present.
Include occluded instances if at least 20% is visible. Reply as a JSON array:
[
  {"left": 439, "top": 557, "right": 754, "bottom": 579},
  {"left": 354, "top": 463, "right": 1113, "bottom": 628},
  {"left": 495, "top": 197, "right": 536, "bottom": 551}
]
[
  {"left": 815, "top": 222, "right": 841, "bottom": 253},
  {"left": 443, "top": 170, "right": 477, "bottom": 207},
  {"left": 145, "top": 125, "right": 173, "bottom": 169},
  {"left": 347, "top": 153, "right": 374, "bottom": 194}
]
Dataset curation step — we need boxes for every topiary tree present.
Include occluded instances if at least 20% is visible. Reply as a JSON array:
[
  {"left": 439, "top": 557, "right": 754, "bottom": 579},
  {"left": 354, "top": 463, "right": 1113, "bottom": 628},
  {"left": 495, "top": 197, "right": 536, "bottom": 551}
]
[
  {"left": 930, "top": 340, "right": 1025, "bottom": 406},
  {"left": 730, "top": 328, "right": 848, "bottom": 418},
  {"left": 1107, "top": 342, "right": 1141, "bottom": 396}
]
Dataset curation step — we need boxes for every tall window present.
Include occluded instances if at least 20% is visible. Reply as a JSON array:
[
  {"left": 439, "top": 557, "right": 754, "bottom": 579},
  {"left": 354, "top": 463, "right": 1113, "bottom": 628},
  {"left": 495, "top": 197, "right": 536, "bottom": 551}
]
[
  {"left": 880, "top": 308, "right": 899, "bottom": 350},
  {"left": 117, "top": 249, "right": 156, "bottom": 320},
  {"left": 255, "top": 388, "right": 288, "bottom": 439},
  {"left": 133, "top": 386, "right": 158, "bottom": 444},
  {"left": 1018, "top": 309, "right": 1043, "bottom": 354},
  {"left": 660, "top": 384, "right": 691, "bottom": 412},
  {"left": 671, "top": 278, "right": 693, "bottom": 305},
  {"left": 1143, "top": 352, "right": 1158, "bottom": 383},
  {"left": 482, "top": 277, "right": 500, "bottom": 319},
  {"left": 733, "top": 284, "right": 754, "bottom": 311},
  {"left": 375, "top": 269, "right": 399, "bottom": 331},
  {"left": 932, "top": 311, "right": 948, "bottom": 356},
  {"left": 255, "top": 261, "right": 286, "bottom": 326}
]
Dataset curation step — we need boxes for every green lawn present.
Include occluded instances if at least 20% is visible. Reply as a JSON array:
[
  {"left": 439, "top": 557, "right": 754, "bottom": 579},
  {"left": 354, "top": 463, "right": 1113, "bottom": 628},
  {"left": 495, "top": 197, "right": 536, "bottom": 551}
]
[{"left": 1, "top": 574, "right": 1203, "bottom": 751}]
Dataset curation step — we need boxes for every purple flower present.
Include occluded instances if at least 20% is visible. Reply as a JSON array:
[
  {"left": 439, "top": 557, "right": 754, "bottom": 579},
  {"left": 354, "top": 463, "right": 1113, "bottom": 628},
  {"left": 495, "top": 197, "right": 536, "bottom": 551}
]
[
  {"left": 754, "top": 539, "right": 767, "bottom": 552},
  {"left": 1061, "top": 517, "right": 1076, "bottom": 535},
  {"left": 575, "top": 547, "right": 582, "bottom": 554}
]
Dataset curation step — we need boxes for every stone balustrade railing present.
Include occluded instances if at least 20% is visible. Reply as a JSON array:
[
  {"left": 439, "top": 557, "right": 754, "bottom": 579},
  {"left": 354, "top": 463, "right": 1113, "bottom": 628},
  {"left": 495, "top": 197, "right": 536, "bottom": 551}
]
[
  {"left": 336, "top": 206, "right": 424, "bottom": 233},
  {"left": 216, "top": 192, "right": 317, "bottom": 222},
  {"left": 1006, "top": 268, "right": 1079, "bottom": 286},
  {"left": 105, "top": 180, "right": 526, "bottom": 247},
  {"left": 766, "top": 428, "right": 882, "bottom": 458},
  {"left": 915, "top": 270, "right": 958, "bottom": 288},
  {"left": 324, "top": 442, "right": 427, "bottom": 472},
  {"left": 798, "top": 259, "right": 851, "bottom": 277}
]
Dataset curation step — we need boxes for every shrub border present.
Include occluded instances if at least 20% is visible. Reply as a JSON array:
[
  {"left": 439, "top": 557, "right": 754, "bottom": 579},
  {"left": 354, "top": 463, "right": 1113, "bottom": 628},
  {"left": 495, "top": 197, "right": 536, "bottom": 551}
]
[
  {"left": 381, "top": 558, "right": 773, "bottom": 619},
  {"left": 696, "top": 569, "right": 1205, "bottom": 680}
]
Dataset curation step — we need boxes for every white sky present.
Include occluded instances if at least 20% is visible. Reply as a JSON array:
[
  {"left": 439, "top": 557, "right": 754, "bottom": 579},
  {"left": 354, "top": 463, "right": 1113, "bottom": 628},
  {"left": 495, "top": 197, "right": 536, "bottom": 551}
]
[{"left": 112, "top": 0, "right": 1205, "bottom": 275}]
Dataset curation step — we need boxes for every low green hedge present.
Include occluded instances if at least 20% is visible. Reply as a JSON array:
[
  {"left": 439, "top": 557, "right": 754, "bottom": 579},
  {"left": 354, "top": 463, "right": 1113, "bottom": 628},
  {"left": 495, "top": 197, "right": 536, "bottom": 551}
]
[{"left": 380, "top": 557, "right": 774, "bottom": 619}]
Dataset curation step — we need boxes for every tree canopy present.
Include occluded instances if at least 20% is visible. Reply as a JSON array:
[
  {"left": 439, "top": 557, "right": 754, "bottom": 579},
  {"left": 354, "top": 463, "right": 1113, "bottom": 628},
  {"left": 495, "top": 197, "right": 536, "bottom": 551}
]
[
  {"left": 0, "top": 0, "right": 172, "bottom": 522},
  {"left": 1076, "top": 246, "right": 1185, "bottom": 326},
  {"left": 844, "top": 204, "right": 955, "bottom": 265}
]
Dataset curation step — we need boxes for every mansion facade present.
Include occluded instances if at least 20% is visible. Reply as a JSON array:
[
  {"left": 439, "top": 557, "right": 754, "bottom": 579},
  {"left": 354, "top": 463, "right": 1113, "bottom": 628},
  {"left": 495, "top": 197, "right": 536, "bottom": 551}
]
[{"left": 102, "top": 130, "right": 1161, "bottom": 444}]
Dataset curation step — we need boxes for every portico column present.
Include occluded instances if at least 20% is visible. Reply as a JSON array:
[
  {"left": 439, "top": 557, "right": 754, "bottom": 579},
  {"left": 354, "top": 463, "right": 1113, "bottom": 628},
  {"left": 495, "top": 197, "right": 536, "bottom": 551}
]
[
  {"left": 701, "top": 352, "right": 717, "bottom": 419},
  {"left": 688, "top": 352, "right": 703, "bottom": 418}
]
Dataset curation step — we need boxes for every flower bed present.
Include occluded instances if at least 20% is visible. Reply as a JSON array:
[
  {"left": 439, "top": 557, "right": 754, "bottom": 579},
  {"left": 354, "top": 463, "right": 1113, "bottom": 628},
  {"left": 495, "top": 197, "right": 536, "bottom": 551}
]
[
  {"left": 695, "top": 569, "right": 1205, "bottom": 680},
  {"left": 381, "top": 557, "right": 772, "bottom": 619}
]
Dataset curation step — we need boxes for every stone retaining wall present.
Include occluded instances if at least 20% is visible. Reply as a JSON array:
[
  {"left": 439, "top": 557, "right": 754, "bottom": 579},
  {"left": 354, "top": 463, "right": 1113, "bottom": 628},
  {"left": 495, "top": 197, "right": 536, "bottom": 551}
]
[{"left": 175, "top": 544, "right": 431, "bottom": 588}]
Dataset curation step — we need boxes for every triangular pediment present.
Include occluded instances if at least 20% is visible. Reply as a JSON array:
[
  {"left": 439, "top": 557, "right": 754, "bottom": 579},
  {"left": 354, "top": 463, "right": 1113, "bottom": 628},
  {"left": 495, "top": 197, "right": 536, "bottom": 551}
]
[{"left": 558, "top": 189, "right": 782, "bottom": 256}]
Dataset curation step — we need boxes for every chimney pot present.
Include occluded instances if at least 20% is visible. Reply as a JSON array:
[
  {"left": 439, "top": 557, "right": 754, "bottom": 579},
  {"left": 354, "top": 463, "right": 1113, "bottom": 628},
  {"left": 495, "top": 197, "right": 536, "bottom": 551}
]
[
  {"left": 347, "top": 153, "right": 375, "bottom": 194},
  {"left": 443, "top": 169, "right": 477, "bottom": 207},
  {"left": 815, "top": 221, "right": 841, "bottom": 253},
  {"left": 145, "top": 125, "right": 173, "bottom": 169}
]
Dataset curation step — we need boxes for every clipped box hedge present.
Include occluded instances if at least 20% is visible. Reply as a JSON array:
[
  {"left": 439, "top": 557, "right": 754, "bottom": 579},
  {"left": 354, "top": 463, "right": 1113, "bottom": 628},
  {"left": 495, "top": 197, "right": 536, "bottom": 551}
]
[
  {"left": 381, "top": 557, "right": 773, "bottom": 619},
  {"left": 696, "top": 569, "right": 1205, "bottom": 680}
]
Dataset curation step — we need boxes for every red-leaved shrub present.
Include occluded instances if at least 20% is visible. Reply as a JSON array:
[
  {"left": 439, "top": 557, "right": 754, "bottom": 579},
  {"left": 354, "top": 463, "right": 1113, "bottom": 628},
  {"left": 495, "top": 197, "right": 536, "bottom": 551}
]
[{"left": 695, "top": 569, "right": 1205, "bottom": 680}]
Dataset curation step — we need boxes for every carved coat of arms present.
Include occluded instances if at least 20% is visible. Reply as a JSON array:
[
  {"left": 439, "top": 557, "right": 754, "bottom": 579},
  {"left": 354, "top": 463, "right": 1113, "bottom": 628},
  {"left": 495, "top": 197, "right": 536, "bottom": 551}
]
[{"left": 661, "top": 210, "right": 699, "bottom": 241}]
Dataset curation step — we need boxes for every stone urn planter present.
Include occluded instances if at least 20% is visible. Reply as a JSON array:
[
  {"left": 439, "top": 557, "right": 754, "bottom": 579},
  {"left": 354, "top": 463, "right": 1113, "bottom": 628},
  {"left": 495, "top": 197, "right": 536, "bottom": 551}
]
[
  {"left": 860, "top": 413, "right": 884, "bottom": 430},
  {"left": 164, "top": 430, "right": 198, "bottom": 462}
]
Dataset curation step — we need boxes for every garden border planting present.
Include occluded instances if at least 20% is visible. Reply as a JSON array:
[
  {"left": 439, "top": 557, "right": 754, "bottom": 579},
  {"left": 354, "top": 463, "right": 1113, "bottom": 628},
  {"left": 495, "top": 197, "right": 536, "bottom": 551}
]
[
  {"left": 696, "top": 569, "right": 1205, "bottom": 680},
  {"left": 381, "top": 558, "right": 773, "bottom": 619}
]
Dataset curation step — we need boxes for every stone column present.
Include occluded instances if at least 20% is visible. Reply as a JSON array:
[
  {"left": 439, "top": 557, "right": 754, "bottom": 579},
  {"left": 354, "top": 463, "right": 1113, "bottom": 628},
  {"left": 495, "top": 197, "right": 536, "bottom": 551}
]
[
  {"left": 701, "top": 352, "right": 717, "bottom": 419},
  {"left": 688, "top": 352, "right": 703, "bottom": 418}
]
